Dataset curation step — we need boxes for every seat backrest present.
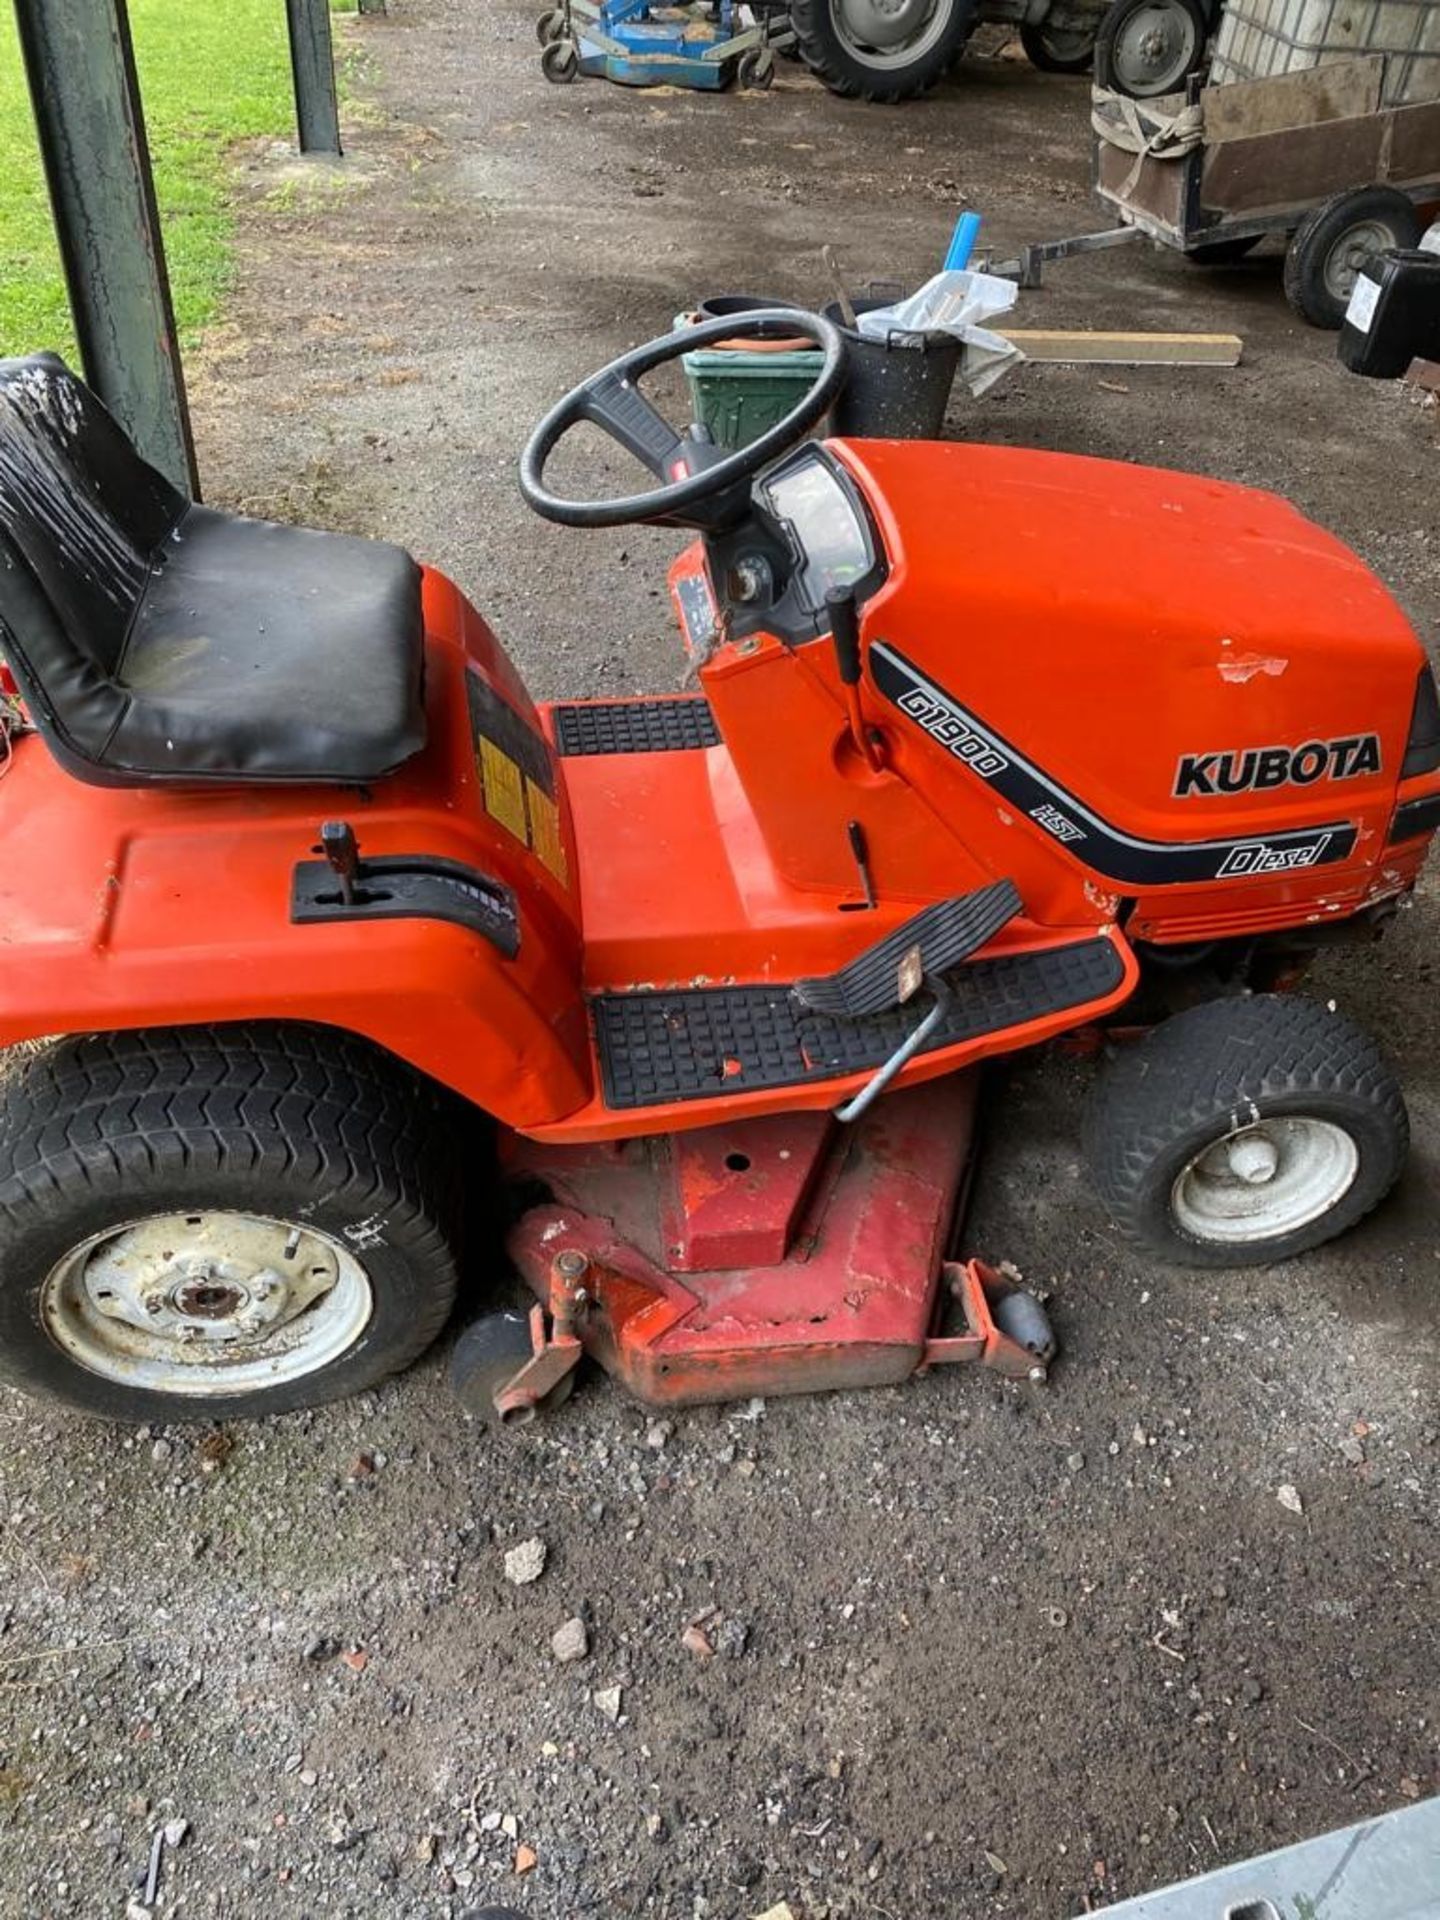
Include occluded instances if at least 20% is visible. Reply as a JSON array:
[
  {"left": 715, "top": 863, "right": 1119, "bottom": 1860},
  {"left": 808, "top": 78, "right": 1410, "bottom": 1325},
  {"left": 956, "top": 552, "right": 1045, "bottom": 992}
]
[{"left": 0, "top": 354, "right": 185, "bottom": 759}]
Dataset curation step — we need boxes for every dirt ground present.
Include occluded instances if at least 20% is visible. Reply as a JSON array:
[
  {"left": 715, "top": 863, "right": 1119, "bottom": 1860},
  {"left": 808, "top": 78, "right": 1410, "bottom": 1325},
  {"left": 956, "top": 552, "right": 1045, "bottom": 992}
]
[{"left": 2, "top": 5, "right": 1438, "bottom": 1918}]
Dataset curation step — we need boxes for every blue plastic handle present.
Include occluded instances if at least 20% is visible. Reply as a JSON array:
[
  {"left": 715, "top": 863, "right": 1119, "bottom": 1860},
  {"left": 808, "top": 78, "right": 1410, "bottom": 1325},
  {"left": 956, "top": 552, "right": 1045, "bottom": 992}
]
[{"left": 943, "top": 210, "right": 982, "bottom": 272}]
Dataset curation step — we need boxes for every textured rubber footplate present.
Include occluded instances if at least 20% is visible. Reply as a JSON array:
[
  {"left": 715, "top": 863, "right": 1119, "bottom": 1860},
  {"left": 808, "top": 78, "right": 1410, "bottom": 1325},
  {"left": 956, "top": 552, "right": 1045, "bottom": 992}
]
[
  {"left": 552, "top": 697, "right": 719, "bottom": 757},
  {"left": 595, "top": 936, "right": 1126, "bottom": 1110},
  {"left": 794, "top": 879, "right": 1022, "bottom": 1018}
]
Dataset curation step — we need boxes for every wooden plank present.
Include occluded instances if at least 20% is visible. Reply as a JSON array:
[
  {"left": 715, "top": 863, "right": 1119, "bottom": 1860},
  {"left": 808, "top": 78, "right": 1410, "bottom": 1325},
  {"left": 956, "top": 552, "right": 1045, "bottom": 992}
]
[
  {"left": 996, "top": 329, "right": 1243, "bottom": 366},
  {"left": 1201, "top": 99, "right": 1440, "bottom": 215},
  {"left": 1202, "top": 116, "right": 1385, "bottom": 213},
  {"left": 1095, "top": 142, "right": 1187, "bottom": 236},
  {"left": 1202, "top": 58, "right": 1384, "bottom": 142}
]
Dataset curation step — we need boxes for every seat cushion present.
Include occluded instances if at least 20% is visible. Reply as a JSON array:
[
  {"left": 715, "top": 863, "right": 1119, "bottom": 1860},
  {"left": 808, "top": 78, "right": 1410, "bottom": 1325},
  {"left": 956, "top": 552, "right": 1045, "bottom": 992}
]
[{"left": 105, "top": 506, "right": 426, "bottom": 783}]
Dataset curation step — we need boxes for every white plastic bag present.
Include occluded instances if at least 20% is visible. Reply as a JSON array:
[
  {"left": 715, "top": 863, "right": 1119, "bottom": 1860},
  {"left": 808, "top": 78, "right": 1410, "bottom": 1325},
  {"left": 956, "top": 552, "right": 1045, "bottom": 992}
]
[{"left": 856, "top": 269, "right": 1024, "bottom": 396}]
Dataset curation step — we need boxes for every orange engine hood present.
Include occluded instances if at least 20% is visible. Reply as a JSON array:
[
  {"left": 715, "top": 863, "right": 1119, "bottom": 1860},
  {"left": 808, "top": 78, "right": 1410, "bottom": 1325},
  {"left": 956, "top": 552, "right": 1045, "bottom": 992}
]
[{"left": 830, "top": 437, "right": 1425, "bottom": 852}]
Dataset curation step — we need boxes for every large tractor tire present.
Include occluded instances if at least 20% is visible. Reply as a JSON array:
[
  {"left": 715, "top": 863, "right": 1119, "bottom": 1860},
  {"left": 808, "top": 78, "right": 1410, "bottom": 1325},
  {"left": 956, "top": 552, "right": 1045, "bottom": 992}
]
[{"left": 789, "top": 0, "right": 978, "bottom": 101}]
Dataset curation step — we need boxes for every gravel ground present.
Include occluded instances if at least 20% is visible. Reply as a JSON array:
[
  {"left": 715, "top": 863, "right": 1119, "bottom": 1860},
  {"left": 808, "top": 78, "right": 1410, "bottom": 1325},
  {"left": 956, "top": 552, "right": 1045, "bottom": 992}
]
[{"left": 1, "top": 6, "right": 1437, "bottom": 1919}]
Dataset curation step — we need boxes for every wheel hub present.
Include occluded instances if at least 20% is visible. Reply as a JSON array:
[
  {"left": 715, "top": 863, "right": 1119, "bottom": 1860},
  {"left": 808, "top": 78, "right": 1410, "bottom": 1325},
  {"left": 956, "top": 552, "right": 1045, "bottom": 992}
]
[
  {"left": 43, "top": 1211, "right": 374, "bottom": 1395},
  {"left": 835, "top": 0, "right": 943, "bottom": 60},
  {"left": 1324, "top": 220, "right": 1396, "bottom": 303},
  {"left": 1115, "top": 3, "right": 1196, "bottom": 92},
  {"left": 1171, "top": 1117, "right": 1360, "bottom": 1247}
]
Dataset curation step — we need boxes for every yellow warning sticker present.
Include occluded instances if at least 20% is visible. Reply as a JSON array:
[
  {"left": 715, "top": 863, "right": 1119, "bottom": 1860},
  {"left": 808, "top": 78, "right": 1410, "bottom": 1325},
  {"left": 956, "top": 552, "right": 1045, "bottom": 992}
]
[
  {"left": 479, "top": 737, "right": 528, "bottom": 846},
  {"left": 526, "top": 778, "right": 569, "bottom": 887}
]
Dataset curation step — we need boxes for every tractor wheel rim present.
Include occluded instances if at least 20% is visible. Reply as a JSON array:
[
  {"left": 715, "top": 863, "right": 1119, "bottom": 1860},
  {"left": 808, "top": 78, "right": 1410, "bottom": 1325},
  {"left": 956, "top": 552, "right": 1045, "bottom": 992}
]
[
  {"left": 1113, "top": 3, "right": 1197, "bottom": 94},
  {"left": 41, "top": 1211, "right": 374, "bottom": 1396},
  {"left": 1324, "top": 220, "right": 1398, "bottom": 303},
  {"left": 834, "top": 0, "right": 947, "bottom": 63},
  {"left": 1171, "top": 1117, "right": 1359, "bottom": 1246}
]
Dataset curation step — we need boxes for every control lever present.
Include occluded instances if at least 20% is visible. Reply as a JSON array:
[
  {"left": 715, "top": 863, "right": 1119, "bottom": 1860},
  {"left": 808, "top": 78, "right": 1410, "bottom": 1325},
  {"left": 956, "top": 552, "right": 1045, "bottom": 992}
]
[
  {"left": 318, "top": 819, "right": 361, "bottom": 907},
  {"left": 826, "top": 587, "right": 883, "bottom": 772}
]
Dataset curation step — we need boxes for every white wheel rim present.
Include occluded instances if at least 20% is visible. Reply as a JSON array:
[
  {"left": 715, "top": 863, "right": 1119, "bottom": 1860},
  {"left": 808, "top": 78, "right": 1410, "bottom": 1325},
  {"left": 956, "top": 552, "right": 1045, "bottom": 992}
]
[
  {"left": 1323, "top": 219, "right": 1401, "bottom": 303},
  {"left": 834, "top": 0, "right": 948, "bottom": 66},
  {"left": 1171, "top": 1117, "right": 1359, "bottom": 1247},
  {"left": 41, "top": 1211, "right": 374, "bottom": 1397}
]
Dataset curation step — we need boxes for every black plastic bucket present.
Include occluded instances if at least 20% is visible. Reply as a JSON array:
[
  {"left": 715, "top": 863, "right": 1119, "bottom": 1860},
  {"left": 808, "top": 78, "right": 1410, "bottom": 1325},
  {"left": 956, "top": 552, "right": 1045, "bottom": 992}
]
[{"left": 821, "top": 297, "right": 960, "bottom": 439}]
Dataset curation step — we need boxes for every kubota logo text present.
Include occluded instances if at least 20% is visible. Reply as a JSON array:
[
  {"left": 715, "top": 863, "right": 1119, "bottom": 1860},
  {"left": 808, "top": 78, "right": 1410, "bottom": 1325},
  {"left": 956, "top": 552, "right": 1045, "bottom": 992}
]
[{"left": 1175, "top": 735, "right": 1381, "bottom": 797}]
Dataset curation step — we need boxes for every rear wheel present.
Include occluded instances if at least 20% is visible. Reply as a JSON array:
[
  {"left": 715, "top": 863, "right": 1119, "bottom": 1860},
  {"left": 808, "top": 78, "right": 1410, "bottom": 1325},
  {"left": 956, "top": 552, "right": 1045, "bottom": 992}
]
[
  {"left": 1283, "top": 187, "right": 1423, "bottom": 329},
  {"left": 1084, "top": 995, "right": 1407, "bottom": 1268},
  {"left": 1095, "top": 0, "right": 1208, "bottom": 98},
  {"left": 789, "top": 0, "right": 977, "bottom": 101},
  {"left": 1020, "top": 15, "right": 1097, "bottom": 72},
  {"left": 0, "top": 1025, "right": 462, "bottom": 1422}
]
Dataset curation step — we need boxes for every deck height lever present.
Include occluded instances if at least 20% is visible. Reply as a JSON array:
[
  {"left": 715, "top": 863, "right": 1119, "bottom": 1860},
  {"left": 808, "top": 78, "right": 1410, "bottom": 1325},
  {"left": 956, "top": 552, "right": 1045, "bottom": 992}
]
[{"left": 826, "top": 587, "right": 883, "bottom": 772}]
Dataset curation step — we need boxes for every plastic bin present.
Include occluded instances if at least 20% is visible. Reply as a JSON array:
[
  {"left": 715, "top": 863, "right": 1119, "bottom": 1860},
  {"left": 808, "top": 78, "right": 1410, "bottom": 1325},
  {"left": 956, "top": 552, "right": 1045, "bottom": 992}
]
[
  {"left": 682, "top": 345, "right": 828, "bottom": 450},
  {"left": 1210, "top": 0, "right": 1440, "bottom": 104},
  {"left": 679, "top": 295, "right": 825, "bottom": 450}
]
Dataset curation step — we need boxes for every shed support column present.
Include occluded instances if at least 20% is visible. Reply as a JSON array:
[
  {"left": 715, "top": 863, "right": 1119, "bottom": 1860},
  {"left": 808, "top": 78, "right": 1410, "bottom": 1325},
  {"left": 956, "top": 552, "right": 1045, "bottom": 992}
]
[{"left": 14, "top": 0, "right": 198, "bottom": 496}]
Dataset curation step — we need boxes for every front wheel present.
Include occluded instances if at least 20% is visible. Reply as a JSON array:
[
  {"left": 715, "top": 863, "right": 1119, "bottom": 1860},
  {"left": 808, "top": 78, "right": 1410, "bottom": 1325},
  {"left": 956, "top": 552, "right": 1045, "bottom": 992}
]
[
  {"left": 789, "top": 0, "right": 978, "bottom": 101},
  {"left": 0, "top": 1026, "right": 462, "bottom": 1422},
  {"left": 1084, "top": 995, "right": 1407, "bottom": 1269}
]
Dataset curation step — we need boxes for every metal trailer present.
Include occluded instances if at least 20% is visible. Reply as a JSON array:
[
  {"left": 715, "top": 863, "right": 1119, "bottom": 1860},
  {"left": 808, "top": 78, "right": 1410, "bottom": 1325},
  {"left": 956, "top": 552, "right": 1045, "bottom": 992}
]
[
  {"left": 1005, "top": 56, "right": 1440, "bottom": 326},
  {"left": 1094, "top": 55, "right": 1440, "bottom": 323}
]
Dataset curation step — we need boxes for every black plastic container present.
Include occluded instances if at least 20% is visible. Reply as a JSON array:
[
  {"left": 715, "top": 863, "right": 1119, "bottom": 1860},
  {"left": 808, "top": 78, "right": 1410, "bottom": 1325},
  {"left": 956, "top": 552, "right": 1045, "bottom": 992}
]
[
  {"left": 1339, "top": 248, "right": 1440, "bottom": 379},
  {"left": 696, "top": 293, "right": 802, "bottom": 322},
  {"left": 821, "top": 297, "right": 961, "bottom": 439}
]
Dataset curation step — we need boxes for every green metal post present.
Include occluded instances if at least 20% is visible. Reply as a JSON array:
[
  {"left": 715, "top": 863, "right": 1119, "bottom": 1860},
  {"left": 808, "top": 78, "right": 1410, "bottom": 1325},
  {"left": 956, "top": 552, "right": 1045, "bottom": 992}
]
[
  {"left": 285, "top": 0, "right": 343, "bottom": 156},
  {"left": 13, "top": 0, "right": 198, "bottom": 496}
]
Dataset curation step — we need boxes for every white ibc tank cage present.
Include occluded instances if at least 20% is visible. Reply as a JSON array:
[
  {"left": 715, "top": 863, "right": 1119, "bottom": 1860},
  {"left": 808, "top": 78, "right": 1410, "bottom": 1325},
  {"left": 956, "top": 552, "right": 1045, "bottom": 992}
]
[{"left": 1210, "top": 0, "right": 1440, "bottom": 104}]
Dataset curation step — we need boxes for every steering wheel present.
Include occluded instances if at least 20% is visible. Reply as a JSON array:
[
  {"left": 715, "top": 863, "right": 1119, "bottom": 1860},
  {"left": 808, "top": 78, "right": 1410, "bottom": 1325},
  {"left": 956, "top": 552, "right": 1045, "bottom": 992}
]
[{"left": 518, "top": 310, "right": 847, "bottom": 530}]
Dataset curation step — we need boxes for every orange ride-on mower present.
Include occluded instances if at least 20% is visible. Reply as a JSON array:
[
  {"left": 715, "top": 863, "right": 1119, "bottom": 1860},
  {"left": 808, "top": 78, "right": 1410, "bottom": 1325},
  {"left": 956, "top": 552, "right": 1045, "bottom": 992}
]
[{"left": 0, "top": 315, "right": 1433, "bottom": 1426}]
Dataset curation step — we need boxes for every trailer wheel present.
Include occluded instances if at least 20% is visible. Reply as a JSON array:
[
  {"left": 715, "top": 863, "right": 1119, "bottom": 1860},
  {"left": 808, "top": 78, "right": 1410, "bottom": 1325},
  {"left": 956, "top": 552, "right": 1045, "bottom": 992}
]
[
  {"left": 0, "top": 1026, "right": 462, "bottom": 1422},
  {"left": 1283, "top": 187, "right": 1423, "bottom": 329},
  {"left": 789, "top": 0, "right": 977, "bottom": 101},
  {"left": 1019, "top": 16, "right": 1097, "bottom": 72},
  {"left": 1094, "top": 0, "right": 1208, "bottom": 98},
  {"left": 1084, "top": 995, "right": 1407, "bottom": 1269}
]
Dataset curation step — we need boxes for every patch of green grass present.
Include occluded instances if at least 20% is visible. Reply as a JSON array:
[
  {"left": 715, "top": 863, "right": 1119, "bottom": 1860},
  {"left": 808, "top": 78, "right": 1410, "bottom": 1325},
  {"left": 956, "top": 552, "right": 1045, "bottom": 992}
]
[{"left": 0, "top": 1, "right": 315, "bottom": 359}]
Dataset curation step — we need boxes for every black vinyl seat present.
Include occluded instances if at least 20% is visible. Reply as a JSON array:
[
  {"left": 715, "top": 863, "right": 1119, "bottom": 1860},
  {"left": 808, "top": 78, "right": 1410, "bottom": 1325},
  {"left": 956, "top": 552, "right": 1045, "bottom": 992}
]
[{"left": 0, "top": 354, "right": 426, "bottom": 787}]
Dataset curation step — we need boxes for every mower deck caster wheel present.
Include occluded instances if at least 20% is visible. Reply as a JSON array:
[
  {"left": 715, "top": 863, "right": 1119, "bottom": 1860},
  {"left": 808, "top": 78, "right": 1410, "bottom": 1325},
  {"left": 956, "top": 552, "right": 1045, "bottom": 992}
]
[
  {"left": 536, "top": 6, "right": 566, "bottom": 41},
  {"left": 737, "top": 46, "right": 776, "bottom": 88},
  {"left": 991, "top": 1289, "right": 1055, "bottom": 1366},
  {"left": 541, "top": 36, "right": 580, "bottom": 80},
  {"left": 450, "top": 1308, "right": 575, "bottom": 1428}
]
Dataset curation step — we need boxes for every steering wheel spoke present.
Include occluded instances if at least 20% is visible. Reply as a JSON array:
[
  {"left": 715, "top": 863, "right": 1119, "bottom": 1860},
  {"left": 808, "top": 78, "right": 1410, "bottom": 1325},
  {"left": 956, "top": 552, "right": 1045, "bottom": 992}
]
[
  {"left": 579, "top": 369, "right": 686, "bottom": 480},
  {"left": 519, "top": 310, "right": 847, "bottom": 531}
]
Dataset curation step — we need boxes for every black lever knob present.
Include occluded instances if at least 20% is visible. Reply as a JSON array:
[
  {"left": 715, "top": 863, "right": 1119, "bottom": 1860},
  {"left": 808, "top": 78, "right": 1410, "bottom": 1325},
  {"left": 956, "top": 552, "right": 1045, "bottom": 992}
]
[{"left": 827, "top": 587, "right": 862, "bottom": 687}]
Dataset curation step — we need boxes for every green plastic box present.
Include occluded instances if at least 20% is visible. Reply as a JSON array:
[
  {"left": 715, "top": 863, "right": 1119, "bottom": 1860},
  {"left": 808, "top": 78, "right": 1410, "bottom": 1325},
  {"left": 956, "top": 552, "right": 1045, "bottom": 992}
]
[{"left": 682, "top": 345, "right": 826, "bottom": 450}]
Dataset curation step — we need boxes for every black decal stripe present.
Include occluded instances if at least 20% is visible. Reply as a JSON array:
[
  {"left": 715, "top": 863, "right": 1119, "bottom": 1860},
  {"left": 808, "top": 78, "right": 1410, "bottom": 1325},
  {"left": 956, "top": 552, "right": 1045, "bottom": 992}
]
[{"left": 871, "top": 644, "right": 1357, "bottom": 887}]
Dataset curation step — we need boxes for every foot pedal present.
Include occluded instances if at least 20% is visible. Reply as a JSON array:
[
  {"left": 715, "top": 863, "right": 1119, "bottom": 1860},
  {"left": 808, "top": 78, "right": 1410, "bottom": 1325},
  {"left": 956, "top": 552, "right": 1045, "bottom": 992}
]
[{"left": 794, "top": 880, "right": 1021, "bottom": 1019}]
